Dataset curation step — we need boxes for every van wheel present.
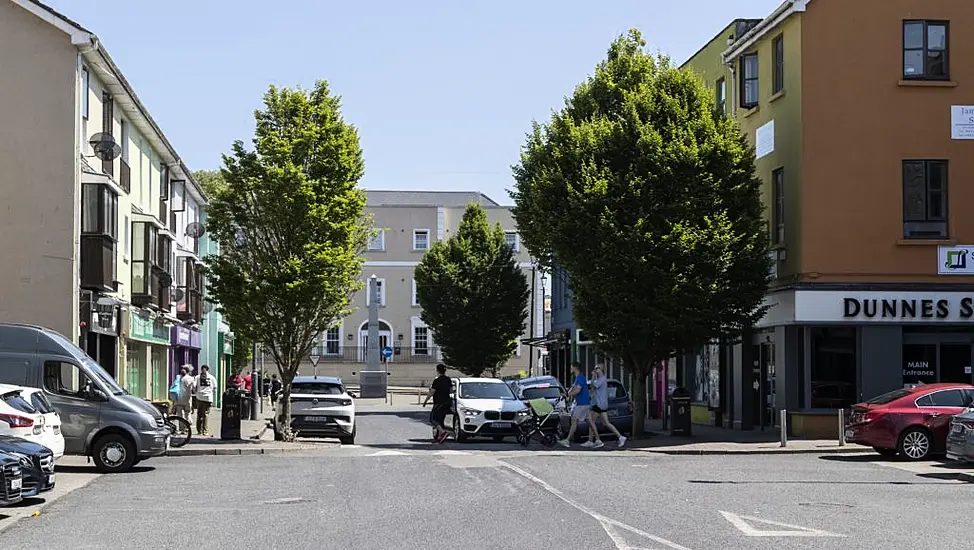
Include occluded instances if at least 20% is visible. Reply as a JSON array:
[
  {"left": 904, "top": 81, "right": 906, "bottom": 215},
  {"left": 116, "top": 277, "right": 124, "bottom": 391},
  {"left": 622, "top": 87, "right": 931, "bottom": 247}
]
[{"left": 92, "top": 433, "right": 136, "bottom": 473}]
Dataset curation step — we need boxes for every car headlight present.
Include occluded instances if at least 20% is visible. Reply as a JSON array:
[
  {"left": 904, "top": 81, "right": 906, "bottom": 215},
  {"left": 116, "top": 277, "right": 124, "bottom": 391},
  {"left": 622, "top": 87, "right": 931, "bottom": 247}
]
[
  {"left": 142, "top": 413, "right": 159, "bottom": 429},
  {"left": 517, "top": 410, "right": 530, "bottom": 417},
  {"left": 340, "top": 399, "right": 352, "bottom": 407},
  {"left": 461, "top": 407, "right": 481, "bottom": 416},
  {"left": 11, "top": 453, "right": 32, "bottom": 469}
]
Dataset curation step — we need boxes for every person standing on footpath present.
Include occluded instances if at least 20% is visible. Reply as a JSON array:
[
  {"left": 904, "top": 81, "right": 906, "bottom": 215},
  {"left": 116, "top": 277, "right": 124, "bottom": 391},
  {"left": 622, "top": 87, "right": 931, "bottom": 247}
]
[
  {"left": 588, "top": 366, "right": 627, "bottom": 448},
  {"left": 558, "top": 362, "right": 591, "bottom": 448},
  {"left": 194, "top": 365, "right": 216, "bottom": 436},
  {"left": 175, "top": 366, "right": 195, "bottom": 422}
]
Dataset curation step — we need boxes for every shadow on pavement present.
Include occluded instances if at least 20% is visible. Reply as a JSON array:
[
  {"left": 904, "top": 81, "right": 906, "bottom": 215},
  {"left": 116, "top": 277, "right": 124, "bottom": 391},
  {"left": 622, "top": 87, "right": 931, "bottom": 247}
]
[
  {"left": 55, "top": 464, "right": 155, "bottom": 474},
  {"left": 687, "top": 479, "right": 947, "bottom": 486},
  {"left": 819, "top": 454, "right": 889, "bottom": 463}
]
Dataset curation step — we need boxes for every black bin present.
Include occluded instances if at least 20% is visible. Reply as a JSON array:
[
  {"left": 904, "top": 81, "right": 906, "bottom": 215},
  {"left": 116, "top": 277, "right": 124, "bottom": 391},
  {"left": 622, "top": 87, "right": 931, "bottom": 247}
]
[
  {"left": 221, "top": 389, "right": 244, "bottom": 440},
  {"left": 668, "top": 387, "right": 692, "bottom": 436}
]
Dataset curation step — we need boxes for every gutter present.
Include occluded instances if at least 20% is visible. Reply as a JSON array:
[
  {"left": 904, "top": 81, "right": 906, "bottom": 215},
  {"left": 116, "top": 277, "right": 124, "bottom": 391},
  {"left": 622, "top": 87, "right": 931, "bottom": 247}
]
[{"left": 722, "top": 0, "right": 811, "bottom": 64}]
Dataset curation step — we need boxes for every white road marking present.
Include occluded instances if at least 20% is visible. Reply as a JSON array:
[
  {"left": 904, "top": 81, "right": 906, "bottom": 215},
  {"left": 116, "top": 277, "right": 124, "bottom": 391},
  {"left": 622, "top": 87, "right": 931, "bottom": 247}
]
[
  {"left": 500, "top": 461, "right": 691, "bottom": 550},
  {"left": 433, "top": 450, "right": 471, "bottom": 455},
  {"left": 366, "top": 450, "right": 408, "bottom": 456},
  {"left": 718, "top": 511, "right": 845, "bottom": 537}
]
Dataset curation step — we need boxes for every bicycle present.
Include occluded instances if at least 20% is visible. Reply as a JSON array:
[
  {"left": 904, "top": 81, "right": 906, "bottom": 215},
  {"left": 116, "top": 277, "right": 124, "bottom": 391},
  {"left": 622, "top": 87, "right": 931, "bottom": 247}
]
[{"left": 164, "top": 413, "right": 192, "bottom": 448}]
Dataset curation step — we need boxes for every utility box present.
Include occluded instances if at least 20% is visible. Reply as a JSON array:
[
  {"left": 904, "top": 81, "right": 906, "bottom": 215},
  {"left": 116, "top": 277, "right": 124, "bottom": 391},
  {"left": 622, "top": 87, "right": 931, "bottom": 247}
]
[
  {"left": 221, "top": 389, "right": 243, "bottom": 440},
  {"left": 669, "top": 387, "right": 692, "bottom": 436}
]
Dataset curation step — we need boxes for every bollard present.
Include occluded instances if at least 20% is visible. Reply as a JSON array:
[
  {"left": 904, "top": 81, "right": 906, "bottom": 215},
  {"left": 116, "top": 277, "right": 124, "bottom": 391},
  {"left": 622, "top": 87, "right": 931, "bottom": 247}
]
[
  {"left": 779, "top": 409, "right": 787, "bottom": 447},
  {"left": 417, "top": 388, "right": 422, "bottom": 405},
  {"left": 838, "top": 408, "right": 846, "bottom": 446}
]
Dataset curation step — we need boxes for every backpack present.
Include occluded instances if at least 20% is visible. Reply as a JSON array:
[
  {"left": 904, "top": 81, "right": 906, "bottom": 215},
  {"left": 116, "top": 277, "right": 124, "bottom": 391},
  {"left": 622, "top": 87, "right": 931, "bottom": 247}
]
[{"left": 168, "top": 379, "right": 181, "bottom": 401}]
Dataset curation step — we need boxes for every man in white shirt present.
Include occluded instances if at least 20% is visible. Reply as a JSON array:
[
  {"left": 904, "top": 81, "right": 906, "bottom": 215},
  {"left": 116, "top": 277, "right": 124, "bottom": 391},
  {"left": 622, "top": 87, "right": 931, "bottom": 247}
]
[
  {"left": 175, "top": 366, "right": 195, "bottom": 421},
  {"left": 194, "top": 365, "right": 217, "bottom": 436}
]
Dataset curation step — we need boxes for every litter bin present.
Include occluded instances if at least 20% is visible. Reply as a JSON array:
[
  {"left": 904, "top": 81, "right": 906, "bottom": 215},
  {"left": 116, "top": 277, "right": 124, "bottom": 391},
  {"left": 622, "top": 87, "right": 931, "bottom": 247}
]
[
  {"left": 221, "top": 388, "right": 244, "bottom": 440},
  {"left": 669, "top": 387, "right": 692, "bottom": 436}
]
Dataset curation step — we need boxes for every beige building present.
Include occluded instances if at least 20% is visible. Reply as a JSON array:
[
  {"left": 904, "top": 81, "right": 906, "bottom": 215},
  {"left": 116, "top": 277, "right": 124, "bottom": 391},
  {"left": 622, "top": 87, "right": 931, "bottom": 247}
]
[{"left": 296, "top": 191, "right": 545, "bottom": 385}]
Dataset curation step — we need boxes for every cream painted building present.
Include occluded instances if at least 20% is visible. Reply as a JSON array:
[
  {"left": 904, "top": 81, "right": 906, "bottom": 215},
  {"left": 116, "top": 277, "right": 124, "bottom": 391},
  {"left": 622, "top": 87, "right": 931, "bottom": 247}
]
[
  {"left": 296, "top": 191, "right": 545, "bottom": 385},
  {"left": 0, "top": 0, "right": 212, "bottom": 401}
]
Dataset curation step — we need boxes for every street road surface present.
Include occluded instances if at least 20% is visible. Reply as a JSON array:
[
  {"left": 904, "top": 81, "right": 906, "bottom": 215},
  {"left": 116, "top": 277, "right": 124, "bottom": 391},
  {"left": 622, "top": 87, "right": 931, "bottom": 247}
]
[{"left": 3, "top": 405, "right": 973, "bottom": 549}]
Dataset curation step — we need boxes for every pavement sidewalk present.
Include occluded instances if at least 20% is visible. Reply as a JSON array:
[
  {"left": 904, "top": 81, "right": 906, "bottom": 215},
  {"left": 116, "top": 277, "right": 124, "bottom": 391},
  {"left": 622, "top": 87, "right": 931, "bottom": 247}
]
[{"left": 166, "top": 405, "right": 325, "bottom": 457}]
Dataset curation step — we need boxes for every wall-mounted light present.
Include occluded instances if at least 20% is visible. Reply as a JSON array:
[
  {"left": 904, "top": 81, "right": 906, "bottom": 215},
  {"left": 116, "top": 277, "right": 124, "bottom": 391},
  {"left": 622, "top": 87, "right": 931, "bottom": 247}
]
[
  {"left": 346, "top": 334, "right": 354, "bottom": 341},
  {"left": 397, "top": 334, "right": 404, "bottom": 341}
]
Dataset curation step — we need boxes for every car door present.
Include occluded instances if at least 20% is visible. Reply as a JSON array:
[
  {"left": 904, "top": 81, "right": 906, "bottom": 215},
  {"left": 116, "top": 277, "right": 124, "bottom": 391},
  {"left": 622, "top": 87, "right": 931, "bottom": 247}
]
[
  {"left": 42, "top": 360, "right": 102, "bottom": 454},
  {"left": 920, "top": 388, "right": 970, "bottom": 449}
]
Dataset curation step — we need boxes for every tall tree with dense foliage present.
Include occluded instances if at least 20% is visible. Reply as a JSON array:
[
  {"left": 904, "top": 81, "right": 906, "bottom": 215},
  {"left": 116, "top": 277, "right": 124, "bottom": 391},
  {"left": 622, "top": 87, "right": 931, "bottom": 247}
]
[
  {"left": 510, "top": 30, "right": 771, "bottom": 435},
  {"left": 204, "top": 81, "right": 371, "bottom": 440},
  {"left": 415, "top": 204, "right": 529, "bottom": 377}
]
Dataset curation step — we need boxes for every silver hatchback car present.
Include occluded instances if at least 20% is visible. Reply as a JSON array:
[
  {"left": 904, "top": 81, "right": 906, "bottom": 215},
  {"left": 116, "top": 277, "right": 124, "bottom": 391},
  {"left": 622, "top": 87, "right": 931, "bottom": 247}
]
[{"left": 946, "top": 409, "right": 974, "bottom": 462}]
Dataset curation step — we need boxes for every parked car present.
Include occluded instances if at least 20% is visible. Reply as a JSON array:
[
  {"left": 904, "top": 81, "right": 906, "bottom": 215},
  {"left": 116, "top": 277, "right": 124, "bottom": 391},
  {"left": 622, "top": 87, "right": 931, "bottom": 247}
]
[
  {"left": 510, "top": 376, "right": 567, "bottom": 406},
  {"left": 0, "top": 384, "right": 64, "bottom": 459},
  {"left": 274, "top": 376, "right": 356, "bottom": 444},
  {"left": 946, "top": 408, "right": 974, "bottom": 462},
  {"left": 0, "top": 452, "right": 24, "bottom": 506},
  {"left": 0, "top": 436, "right": 55, "bottom": 497},
  {"left": 561, "top": 378, "right": 634, "bottom": 441},
  {"left": 0, "top": 324, "right": 169, "bottom": 473},
  {"left": 452, "top": 378, "right": 530, "bottom": 442},
  {"left": 845, "top": 383, "right": 974, "bottom": 460}
]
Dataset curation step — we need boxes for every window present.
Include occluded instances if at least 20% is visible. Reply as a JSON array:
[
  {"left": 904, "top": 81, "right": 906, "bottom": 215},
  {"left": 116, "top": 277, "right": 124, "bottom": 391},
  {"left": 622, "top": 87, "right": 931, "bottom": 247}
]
[
  {"left": 81, "top": 67, "right": 89, "bottom": 120},
  {"left": 926, "top": 389, "right": 969, "bottom": 408},
  {"left": 772, "top": 168, "right": 784, "bottom": 244},
  {"left": 903, "top": 20, "right": 949, "bottom": 80},
  {"left": 324, "top": 327, "right": 341, "bottom": 355},
  {"left": 902, "top": 160, "right": 948, "bottom": 239},
  {"left": 739, "top": 53, "right": 759, "bottom": 109},
  {"left": 81, "top": 184, "right": 118, "bottom": 239},
  {"left": 772, "top": 34, "right": 784, "bottom": 94},
  {"left": 413, "top": 229, "right": 430, "bottom": 250},
  {"left": 414, "top": 326, "right": 429, "bottom": 355},
  {"left": 102, "top": 92, "right": 113, "bottom": 134},
  {"left": 809, "top": 327, "right": 857, "bottom": 409},
  {"left": 411, "top": 278, "right": 419, "bottom": 306},
  {"left": 368, "top": 230, "right": 385, "bottom": 251},
  {"left": 120, "top": 119, "right": 129, "bottom": 162},
  {"left": 43, "top": 361, "right": 92, "bottom": 399},
  {"left": 365, "top": 278, "right": 386, "bottom": 306},
  {"left": 715, "top": 78, "right": 726, "bottom": 115},
  {"left": 157, "top": 235, "right": 172, "bottom": 274},
  {"left": 505, "top": 231, "right": 519, "bottom": 252},
  {"left": 131, "top": 222, "right": 159, "bottom": 295}
]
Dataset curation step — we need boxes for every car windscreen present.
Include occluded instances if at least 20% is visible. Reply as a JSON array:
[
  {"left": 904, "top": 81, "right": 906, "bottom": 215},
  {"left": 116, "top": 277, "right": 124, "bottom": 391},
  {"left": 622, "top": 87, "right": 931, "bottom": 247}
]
[
  {"left": 292, "top": 383, "right": 343, "bottom": 395},
  {"left": 28, "top": 392, "right": 54, "bottom": 414},
  {"left": 2, "top": 392, "right": 37, "bottom": 415},
  {"left": 522, "top": 386, "right": 562, "bottom": 400},
  {"left": 460, "top": 382, "right": 516, "bottom": 400},
  {"left": 866, "top": 389, "right": 913, "bottom": 405}
]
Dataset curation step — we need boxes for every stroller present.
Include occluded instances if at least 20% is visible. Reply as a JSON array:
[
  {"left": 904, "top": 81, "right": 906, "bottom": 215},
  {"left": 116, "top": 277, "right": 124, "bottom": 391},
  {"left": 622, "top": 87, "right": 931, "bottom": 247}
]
[{"left": 516, "top": 397, "right": 564, "bottom": 448}]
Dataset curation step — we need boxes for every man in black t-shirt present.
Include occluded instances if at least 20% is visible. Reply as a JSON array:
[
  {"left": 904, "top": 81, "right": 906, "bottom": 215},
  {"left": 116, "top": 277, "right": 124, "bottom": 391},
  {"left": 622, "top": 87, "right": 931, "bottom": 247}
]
[{"left": 423, "top": 364, "right": 453, "bottom": 443}]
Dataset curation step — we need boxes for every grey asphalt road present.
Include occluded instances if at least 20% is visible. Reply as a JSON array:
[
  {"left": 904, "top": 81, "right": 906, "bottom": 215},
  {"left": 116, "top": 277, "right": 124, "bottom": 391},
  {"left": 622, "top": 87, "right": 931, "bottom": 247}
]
[{"left": 3, "top": 406, "right": 972, "bottom": 549}]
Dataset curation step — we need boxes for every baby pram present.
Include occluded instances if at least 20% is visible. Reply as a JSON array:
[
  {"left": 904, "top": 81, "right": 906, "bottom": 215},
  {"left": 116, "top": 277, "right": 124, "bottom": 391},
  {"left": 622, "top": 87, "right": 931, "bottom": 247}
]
[{"left": 516, "top": 397, "right": 563, "bottom": 448}]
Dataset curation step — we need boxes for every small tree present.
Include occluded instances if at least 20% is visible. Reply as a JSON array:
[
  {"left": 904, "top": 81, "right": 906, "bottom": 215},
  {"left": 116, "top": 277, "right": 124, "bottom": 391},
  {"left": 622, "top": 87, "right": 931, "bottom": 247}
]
[
  {"left": 511, "top": 30, "right": 771, "bottom": 435},
  {"left": 204, "top": 81, "right": 370, "bottom": 440},
  {"left": 415, "top": 204, "right": 529, "bottom": 377}
]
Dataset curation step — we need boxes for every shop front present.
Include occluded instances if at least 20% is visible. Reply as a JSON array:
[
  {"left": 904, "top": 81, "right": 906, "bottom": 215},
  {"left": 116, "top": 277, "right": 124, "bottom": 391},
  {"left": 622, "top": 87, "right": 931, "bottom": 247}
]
[
  {"left": 170, "top": 325, "right": 202, "bottom": 380},
  {"left": 124, "top": 309, "right": 171, "bottom": 401},
  {"left": 79, "top": 291, "right": 122, "bottom": 378},
  {"left": 746, "top": 287, "right": 974, "bottom": 437}
]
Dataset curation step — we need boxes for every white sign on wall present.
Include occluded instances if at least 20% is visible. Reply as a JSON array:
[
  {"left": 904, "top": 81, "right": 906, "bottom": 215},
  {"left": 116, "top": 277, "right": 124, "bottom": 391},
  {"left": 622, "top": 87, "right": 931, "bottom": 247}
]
[
  {"left": 938, "top": 245, "right": 974, "bottom": 274},
  {"left": 755, "top": 120, "right": 775, "bottom": 159},
  {"left": 794, "top": 291, "right": 974, "bottom": 323},
  {"left": 952, "top": 106, "right": 974, "bottom": 140}
]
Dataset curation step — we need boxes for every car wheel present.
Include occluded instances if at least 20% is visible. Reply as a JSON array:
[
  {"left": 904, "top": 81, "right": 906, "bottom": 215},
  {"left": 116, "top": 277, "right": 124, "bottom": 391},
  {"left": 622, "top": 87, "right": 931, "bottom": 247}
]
[
  {"left": 873, "top": 446, "right": 897, "bottom": 458},
  {"left": 339, "top": 427, "right": 356, "bottom": 445},
  {"left": 92, "top": 433, "right": 136, "bottom": 473},
  {"left": 454, "top": 414, "right": 468, "bottom": 443},
  {"left": 898, "top": 427, "right": 932, "bottom": 460}
]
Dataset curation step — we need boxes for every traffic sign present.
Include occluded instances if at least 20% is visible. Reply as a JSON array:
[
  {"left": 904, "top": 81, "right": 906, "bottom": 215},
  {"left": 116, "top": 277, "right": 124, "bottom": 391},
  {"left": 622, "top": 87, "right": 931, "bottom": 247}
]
[
  {"left": 309, "top": 354, "right": 321, "bottom": 366},
  {"left": 381, "top": 346, "right": 393, "bottom": 358}
]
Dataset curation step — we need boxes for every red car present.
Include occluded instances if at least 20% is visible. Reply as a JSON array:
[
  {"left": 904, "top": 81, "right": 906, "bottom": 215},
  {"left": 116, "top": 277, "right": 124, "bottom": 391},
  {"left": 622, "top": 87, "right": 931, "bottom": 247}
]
[{"left": 845, "top": 383, "right": 974, "bottom": 460}]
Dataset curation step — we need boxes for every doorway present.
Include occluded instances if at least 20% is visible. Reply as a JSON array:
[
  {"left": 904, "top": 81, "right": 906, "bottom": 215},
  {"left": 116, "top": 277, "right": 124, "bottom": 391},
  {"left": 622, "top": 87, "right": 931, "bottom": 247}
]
[
  {"left": 358, "top": 320, "right": 393, "bottom": 362},
  {"left": 940, "top": 344, "right": 973, "bottom": 384},
  {"left": 749, "top": 341, "right": 775, "bottom": 429}
]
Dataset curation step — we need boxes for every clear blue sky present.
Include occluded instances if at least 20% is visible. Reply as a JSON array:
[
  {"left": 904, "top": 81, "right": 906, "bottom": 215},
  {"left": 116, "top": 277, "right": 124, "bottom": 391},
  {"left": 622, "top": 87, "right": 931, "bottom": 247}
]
[{"left": 46, "top": 0, "right": 781, "bottom": 205}]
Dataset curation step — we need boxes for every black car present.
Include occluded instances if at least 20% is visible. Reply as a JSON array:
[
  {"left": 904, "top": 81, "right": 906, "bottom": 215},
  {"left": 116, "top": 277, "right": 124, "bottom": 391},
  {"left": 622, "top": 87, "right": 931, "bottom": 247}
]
[
  {"left": 0, "top": 452, "right": 23, "bottom": 506},
  {"left": 0, "top": 437, "right": 54, "bottom": 497}
]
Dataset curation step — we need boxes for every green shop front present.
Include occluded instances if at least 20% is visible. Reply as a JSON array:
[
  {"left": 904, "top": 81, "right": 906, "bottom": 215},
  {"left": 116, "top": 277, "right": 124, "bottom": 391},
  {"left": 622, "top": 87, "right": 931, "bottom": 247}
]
[{"left": 123, "top": 309, "right": 171, "bottom": 401}]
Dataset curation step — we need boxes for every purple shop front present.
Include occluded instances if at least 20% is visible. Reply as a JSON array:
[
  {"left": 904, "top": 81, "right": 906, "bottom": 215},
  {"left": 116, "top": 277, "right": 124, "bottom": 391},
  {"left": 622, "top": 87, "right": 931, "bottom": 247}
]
[{"left": 170, "top": 325, "right": 203, "bottom": 380}]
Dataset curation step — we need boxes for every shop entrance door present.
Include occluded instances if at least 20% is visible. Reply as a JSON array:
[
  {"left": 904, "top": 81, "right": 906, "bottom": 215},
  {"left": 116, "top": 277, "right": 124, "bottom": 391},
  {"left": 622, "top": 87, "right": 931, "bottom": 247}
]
[
  {"left": 749, "top": 342, "right": 775, "bottom": 429},
  {"left": 940, "top": 344, "right": 973, "bottom": 384}
]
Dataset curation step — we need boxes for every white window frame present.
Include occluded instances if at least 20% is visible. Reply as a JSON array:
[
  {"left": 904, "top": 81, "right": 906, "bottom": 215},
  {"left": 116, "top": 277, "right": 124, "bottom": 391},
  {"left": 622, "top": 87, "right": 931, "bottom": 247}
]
[
  {"left": 413, "top": 229, "right": 430, "bottom": 251},
  {"left": 323, "top": 325, "right": 342, "bottom": 355},
  {"left": 365, "top": 278, "right": 386, "bottom": 307},
  {"left": 368, "top": 229, "right": 386, "bottom": 251},
  {"left": 411, "top": 278, "right": 419, "bottom": 307},
  {"left": 81, "top": 66, "right": 90, "bottom": 120},
  {"left": 413, "top": 326, "right": 430, "bottom": 356},
  {"left": 120, "top": 118, "right": 129, "bottom": 162},
  {"left": 505, "top": 231, "right": 520, "bottom": 252}
]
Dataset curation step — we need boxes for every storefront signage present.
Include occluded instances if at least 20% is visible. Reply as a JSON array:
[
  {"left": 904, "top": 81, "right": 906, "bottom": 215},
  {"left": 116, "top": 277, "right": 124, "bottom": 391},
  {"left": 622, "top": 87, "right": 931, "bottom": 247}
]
[
  {"left": 951, "top": 106, "right": 974, "bottom": 140},
  {"left": 220, "top": 332, "right": 234, "bottom": 356},
  {"left": 127, "top": 310, "right": 170, "bottom": 344},
  {"left": 938, "top": 245, "right": 974, "bottom": 275},
  {"left": 779, "top": 291, "right": 974, "bottom": 324},
  {"left": 843, "top": 296, "right": 974, "bottom": 321},
  {"left": 171, "top": 325, "right": 202, "bottom": 349}
]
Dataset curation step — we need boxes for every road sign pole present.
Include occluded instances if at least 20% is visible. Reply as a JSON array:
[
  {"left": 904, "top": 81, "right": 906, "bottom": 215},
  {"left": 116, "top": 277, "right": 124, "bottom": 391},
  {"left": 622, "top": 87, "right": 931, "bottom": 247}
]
[{"left": 310, "top": 347, "right": 321, "bottom": 378}]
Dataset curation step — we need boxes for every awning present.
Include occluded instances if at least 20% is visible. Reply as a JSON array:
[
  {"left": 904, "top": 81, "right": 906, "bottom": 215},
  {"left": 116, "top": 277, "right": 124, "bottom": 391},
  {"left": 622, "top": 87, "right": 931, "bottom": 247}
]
[{"left": 520, "top": 334, "right": 566, "bottom": 348}]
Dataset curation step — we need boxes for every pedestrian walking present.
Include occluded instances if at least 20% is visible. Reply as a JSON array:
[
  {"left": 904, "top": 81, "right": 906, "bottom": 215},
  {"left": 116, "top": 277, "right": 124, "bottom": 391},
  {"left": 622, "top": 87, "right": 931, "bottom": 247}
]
[
  {"left": 422, "top": 363, "right": 453, "bottom": 443},
  {"left": 195, "top": 365, "right": 216, "bottom": 436},
  {"left": 558, "top": 362, "right": 592, "bottom": 448},
  {"left": 174, "top": 366, "right": 195, "bottom": 421},
  {"left": 588, "top": 366, "right": 627, "bottom": 448},
  {"left": 270, "top": 374, "right": 282, "bottom": 405}
]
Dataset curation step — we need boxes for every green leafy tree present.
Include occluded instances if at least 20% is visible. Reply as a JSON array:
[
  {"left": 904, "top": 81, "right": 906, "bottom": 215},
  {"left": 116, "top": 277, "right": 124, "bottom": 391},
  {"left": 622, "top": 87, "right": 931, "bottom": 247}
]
[
  {"left": 415, "top": 204, "right": 530, "bottom": 377},
  {"left": 510, "top": 30, "right": 771, "bottom": 435},
  {"left": 204, "top": 81, "right": 371, "bottom": 441},
  {"left": 193, "top": 169, "right": 228, "bottom": 199}
]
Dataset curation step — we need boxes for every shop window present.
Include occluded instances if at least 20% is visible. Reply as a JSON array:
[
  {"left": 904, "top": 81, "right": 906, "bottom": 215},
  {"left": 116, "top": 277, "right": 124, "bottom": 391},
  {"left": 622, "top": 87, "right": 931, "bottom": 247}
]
[
  {"left": 809, "top": 327, "right": 858, "bottom": 409},
  {"left": 902, "top": 344, "right": 937, "bottom": 386}
]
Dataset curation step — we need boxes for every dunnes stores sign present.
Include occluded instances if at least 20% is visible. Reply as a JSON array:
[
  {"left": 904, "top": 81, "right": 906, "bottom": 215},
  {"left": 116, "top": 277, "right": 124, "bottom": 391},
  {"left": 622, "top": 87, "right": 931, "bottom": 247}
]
[{"left": 843, "top": 296, "right": 974, "bottom": 321}]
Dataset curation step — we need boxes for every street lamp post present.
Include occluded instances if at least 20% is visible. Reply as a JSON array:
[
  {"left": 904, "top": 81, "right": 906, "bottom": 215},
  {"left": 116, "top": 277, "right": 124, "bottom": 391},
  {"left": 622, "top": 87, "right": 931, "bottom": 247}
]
[{"left": 250, "top": 341, "right": 258, "bottom": 421}]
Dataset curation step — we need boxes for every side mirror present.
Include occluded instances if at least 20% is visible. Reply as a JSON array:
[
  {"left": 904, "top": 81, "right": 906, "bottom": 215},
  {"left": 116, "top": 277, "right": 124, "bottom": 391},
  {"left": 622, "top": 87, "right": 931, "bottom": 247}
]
[
  {"left": 347, "top": 391, "right": 357, "bottom": 398},
  {"left": 90, "top": 388, "right": 109, "bottom": 402}
]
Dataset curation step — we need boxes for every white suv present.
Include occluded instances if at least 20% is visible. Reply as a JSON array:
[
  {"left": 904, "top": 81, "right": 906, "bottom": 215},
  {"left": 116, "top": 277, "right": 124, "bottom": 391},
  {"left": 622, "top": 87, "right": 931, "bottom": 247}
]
[
  {"left": 0, "top": 384, "right": 65, "bottom": 458},
  {"left": 452, "top": 378, "right": 530, "bottom": 442},
  {"left": 274, "top": 376, "right": 356, "bottom": 444}
]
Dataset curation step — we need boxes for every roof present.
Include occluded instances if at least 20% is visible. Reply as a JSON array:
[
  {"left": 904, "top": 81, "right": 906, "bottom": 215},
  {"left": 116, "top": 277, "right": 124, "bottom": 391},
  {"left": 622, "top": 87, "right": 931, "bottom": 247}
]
[
  {"left": 11, "top": 0, "right": 205, "bottom": 202},
  {"left": 722, "top": 0, "right": 813, "bottom": 63},
  {"left": 456, "top": 377, "right": 506, "bottom": 383},
  {"left": 680, "top": 18, "right": 763, "bottom": 69},
  {"left": 366, "top": 190, "right": 500, "bottom": 208},
  {"left": 292, "top": 376, "right": 343, "bottom": 385}
]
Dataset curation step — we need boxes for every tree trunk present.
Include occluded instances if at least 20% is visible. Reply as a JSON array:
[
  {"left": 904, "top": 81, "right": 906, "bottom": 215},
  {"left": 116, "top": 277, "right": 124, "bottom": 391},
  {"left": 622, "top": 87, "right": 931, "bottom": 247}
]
[
  {"left": 630, "top": 365, "right": 648, "bottom": 437},
  {"left": 279, "top": 361, "right": 297, "bottom": 442}
]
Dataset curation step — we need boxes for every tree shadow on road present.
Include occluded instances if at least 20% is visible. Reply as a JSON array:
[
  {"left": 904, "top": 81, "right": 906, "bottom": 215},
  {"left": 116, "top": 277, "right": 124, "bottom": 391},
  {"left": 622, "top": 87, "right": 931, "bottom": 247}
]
[{"left": 55, "top": 464, "right": 155, "bottom": 474}]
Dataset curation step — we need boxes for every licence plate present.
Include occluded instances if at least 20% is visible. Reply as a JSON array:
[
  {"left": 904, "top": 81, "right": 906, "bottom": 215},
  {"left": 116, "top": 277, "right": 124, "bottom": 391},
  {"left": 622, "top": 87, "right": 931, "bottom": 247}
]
[
  {"left": 47, "top": 474, "right": 55, "bottom": 485},
  {"left": 305, "top": 416, "right": 331, "bottom": 423},
  {"left": 492, "top": 422, "right": 512, "bottom": 429},
  {"left": 11, "top": 478, "right": 21, "bottom": 490}
]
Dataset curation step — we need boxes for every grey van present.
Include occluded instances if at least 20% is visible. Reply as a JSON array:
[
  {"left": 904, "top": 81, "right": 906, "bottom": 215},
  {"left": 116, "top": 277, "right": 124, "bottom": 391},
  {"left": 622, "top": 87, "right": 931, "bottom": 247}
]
[{"left": 0, "top": 324, "right": 169, "bottom": 472}]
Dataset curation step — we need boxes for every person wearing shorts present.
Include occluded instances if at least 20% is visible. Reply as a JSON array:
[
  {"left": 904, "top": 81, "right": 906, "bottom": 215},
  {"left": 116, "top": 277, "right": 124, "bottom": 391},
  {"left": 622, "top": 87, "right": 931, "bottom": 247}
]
[
  {"left": 423, "top": 364, "right": 453, "bottom": 443},
  {"left": 558, "top": 362, "right": 591, "bottom": 448},
  {"left": 587, "top": 366, "right": 627, "bottom": 448}
]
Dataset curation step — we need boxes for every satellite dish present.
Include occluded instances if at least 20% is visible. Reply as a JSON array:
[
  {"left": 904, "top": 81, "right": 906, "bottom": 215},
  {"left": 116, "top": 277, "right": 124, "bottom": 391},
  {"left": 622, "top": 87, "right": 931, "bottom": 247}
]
[
  {"left": 202, "top": 301, "right": 214, "bottom": 314},
  {"left": 185, "top": 222, "right": 206, "bottom": 239},
  {"left": 158, "top": 272, "right": 173, "bottom": 288},
  {"left": 170, "top": 288, "right": 185, "bottom": 302},
  {"left": 88, "top": 132, "right": 121, "bottom": 162}
]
